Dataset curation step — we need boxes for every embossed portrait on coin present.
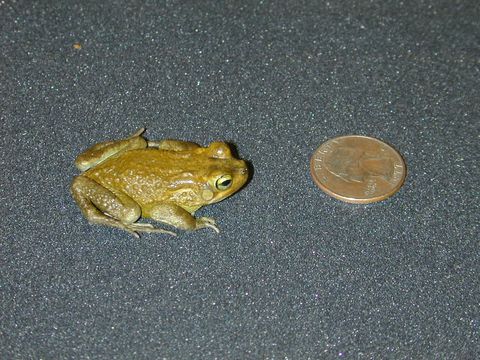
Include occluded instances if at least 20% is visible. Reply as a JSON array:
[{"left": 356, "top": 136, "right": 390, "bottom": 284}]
[{"left": 324, "top": 146, "right": 394, "bottom": 184}]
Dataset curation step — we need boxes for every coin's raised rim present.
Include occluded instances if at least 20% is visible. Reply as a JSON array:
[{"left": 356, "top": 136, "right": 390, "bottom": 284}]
[{"left": 309, "top": 135, "right": 407, "bottom": 204}]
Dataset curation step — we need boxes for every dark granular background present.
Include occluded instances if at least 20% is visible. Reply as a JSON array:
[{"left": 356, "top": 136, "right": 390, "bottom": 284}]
[{"left": 1, "top": 1, "right": 479, "bottom": 358}]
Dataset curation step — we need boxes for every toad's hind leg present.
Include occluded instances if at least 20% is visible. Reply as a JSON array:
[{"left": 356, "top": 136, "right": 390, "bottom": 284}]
[
  {"left": 147, "top": 139, "right": 200, "bottom": 151},
  {"left": 75, "top": 128, "right": 148, "bottom": 172},
  {"left": 70, "top": 175, "right": 176, "bottom": 237}
]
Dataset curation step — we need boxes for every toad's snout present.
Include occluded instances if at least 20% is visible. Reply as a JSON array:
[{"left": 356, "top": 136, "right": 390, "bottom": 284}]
[{"left": 238, "top": 167, "right": 248, "bottom": 175}]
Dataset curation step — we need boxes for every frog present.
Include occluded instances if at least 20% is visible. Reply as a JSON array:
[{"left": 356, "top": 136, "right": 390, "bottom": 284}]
[{"left": 70, "top": 128, "right": 249, "bottom": 237}]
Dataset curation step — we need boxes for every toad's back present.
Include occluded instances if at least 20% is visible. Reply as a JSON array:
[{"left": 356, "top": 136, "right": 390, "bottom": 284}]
[{"left": 84, "top": 148, "right": 208, "bottom": 205}]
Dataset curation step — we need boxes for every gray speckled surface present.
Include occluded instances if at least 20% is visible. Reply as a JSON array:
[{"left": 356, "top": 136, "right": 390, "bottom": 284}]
[{"left": 1, "top": 0, "right": 479, "bottom": 358}]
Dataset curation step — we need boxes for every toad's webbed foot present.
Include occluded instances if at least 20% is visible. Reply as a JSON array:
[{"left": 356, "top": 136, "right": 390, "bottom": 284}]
[{"left": 126, "top": 222, "right": 177, "bottom": 238}]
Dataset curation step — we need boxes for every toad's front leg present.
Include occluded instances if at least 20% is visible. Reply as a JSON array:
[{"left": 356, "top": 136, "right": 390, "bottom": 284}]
[{"left": 146, "top": 203, "right": 220, "bottom": 233}]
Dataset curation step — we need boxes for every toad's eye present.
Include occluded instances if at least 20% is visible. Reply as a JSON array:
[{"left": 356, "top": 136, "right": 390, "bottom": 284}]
[{"left": 215, "top": 175, "right": 232, "bottom": 190}]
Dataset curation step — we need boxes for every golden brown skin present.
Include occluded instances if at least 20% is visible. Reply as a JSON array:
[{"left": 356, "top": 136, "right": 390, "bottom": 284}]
[{"left": 71, "top": 128, "right": 249, "bottom": 237}]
